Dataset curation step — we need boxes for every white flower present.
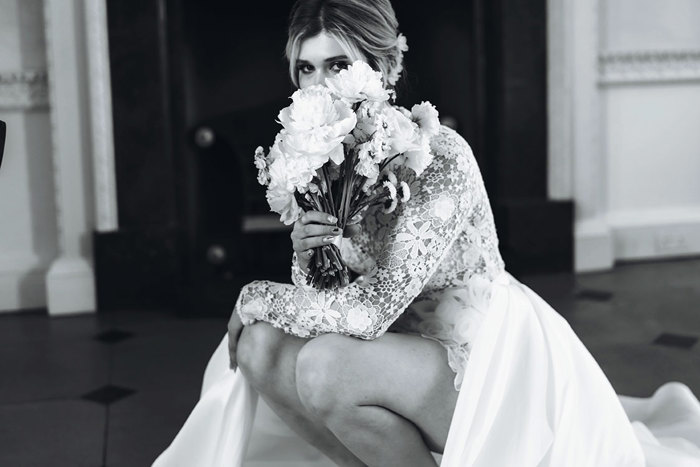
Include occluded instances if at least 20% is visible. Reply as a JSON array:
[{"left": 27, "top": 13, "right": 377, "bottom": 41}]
[
  {"left": 396, "top": 221, "right": 436, "bottom": 256},
  {"left": 304, "top": 292, "right": 342, "bottom": 327},
  {"left": 431, "top": 196, "right": 455, "bottom": 221},
  {"left": 398, "top": 181, "right": 411, "bottom": 202},
  {"left": 403, "top": 134, "right": 434, "bottom": 176},
  {"left": 383, "top": 106, "right": 421, "bottom": 156},
  {"left": 278, "top": 85, "right": 356, "bottom": 169},
  {"left": 452, "top": 311, "right": 484, "bottom": 345},
  {"left": 417, "top": 318, "right": 451, "bottom": 340},
  {"left": 346, "top": 306, "right": 373, "bottom": 333},
  {"left": 434, "top": 289, "right": 470, "bottom": 325},
  {"left": 355, "top": 143, "right": 380, "bottom": 181},
  {"left": 254, "top": 146, "right": 269, "bottom": 185},
  {"left": 325, "top": 61, "right": 391, "bottom": 103},
  {"left": 411, "top": 102, "right": 440, "bottom": 137},
  {"left": 240, "top": 297, "right": 266, "bottom": 319},
  {"left": 266, "top": 157, "right": 303, "bottom": 225}
]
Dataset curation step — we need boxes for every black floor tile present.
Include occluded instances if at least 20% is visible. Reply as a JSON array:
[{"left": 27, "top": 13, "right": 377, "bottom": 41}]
[
  {"left": 575, "top": 289, "right": 613, "bottom": 302},
  {"left": 94, "top": 329, "right": 134, "bottom": 344},
  {"left": 653, "top": 332, "right": 698, "bottom": 349},
  {"left": 0, "top": 400, "right": 105, "bottom": 467},
  {"left": 82, "top": 385, "right": 136, "bottom": 406}
]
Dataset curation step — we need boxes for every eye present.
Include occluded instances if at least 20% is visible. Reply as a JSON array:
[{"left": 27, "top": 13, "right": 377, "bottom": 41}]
[
  {"left": 329, "top": 61, "right": 349, "bottom": 73},
  {"left": 297, "top": 64, "right": 314, "bottom": 75}
]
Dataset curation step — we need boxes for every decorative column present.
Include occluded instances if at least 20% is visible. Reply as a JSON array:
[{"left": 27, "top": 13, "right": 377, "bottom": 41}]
[
  {"left": 85, "top": 0, "right": 118, "bottom": 233},
  {"left": 44, "top": 0, "right": 96, "bottom": 315}
]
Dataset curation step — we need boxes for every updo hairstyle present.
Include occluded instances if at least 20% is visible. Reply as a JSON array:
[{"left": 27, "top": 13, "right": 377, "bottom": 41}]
[{"left": 285, "top": 0, "right": 408, "bottom": 88}]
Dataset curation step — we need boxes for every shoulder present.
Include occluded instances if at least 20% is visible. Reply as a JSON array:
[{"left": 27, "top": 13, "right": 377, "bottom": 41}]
[{"left": 430, "top": 125, "right": 475, "bottom": 163}]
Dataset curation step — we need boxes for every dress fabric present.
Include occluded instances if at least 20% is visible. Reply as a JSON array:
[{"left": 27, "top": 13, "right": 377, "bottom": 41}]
[{"left": 153, "top": 127, "right": 700, "bottom": 466}]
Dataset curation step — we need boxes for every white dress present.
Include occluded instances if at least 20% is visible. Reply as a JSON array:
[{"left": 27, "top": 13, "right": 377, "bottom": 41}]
[{"left": 154, "top": 127, "right": 700, "bottom": 466}]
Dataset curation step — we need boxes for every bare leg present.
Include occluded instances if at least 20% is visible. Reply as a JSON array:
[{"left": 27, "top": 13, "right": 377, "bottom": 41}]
[
  {"left": 237, "top": 322, "right": 365, "bottom": 467},
  {"left": 296, "top": 332, "right": 459, "bottom": 467}
]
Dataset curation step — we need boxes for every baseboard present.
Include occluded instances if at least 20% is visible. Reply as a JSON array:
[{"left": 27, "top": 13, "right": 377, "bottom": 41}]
[
  {"left": 575, "top": 218, "right": 614, "bottom": 272},
  {"left": 575, "top": 208, "right": 700, "bottom": 271},
  {"left": 0, "top": 253, "right": 48, "bottom": 312},
  {"left": 46, "top": 257, "right": 96, "bottom": 316},
  {"left": 609, "top": 208, "right": 700, "bottom": 261}
]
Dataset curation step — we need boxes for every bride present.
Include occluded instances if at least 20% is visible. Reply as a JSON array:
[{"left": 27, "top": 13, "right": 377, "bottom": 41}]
[{"left": 154, "top": 0, "right": 700, "bottom": 466}]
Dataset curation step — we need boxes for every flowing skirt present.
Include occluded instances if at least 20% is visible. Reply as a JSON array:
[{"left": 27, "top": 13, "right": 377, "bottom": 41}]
[{"left": 153, "top": 272, "right": 700, "bottom": 466}]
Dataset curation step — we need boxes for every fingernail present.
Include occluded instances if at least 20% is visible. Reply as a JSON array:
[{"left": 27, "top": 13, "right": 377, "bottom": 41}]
[
  {"left": 332, "top": 227, "right": 341, "bottom": 234},
  {"left": 323, "top": 236, "right": 334, "bottom": 243},
  {"left": 328, "top": 215, "right": 337, "bottom": 223}
]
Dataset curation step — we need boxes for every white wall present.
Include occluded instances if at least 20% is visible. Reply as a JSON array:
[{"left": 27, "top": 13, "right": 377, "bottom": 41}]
[
  {"left": 0, "top": 0, "right": 57, "bottom": 311},
  {"left": 549, "top": 0, "right": 700, "bottom": 271}
]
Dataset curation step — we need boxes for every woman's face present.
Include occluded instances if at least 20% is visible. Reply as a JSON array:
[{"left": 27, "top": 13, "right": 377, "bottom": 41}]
[{"left": 296, "top": 31, "right": 353, "bottom": 89}]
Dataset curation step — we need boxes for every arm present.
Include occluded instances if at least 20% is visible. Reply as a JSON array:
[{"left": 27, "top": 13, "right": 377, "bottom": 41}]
[{"left": 236, "top": 129, "right": 474, "bottom": 339}]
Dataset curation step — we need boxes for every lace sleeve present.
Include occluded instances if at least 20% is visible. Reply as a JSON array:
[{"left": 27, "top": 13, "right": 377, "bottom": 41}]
[{"left": 235, "top": 128, "right": 474, "bottom": 339}]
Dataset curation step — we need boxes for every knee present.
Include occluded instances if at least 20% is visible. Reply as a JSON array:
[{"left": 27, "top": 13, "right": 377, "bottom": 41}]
[
  {"left": 237, "top": 322, "right": 282, "bottom": 390},
  {"left": 296, "top": 334, "right": 353, "bottom": 420}
]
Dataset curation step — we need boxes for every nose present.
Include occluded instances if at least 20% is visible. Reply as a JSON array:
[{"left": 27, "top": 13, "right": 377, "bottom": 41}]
[{"left": 311, "top": 70, "right": 327, "bottom": 86}]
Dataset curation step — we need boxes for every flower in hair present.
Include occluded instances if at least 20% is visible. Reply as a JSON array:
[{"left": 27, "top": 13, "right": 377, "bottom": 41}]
[{"left": 386, "top": 33, "right": 409, "bottom": 86}]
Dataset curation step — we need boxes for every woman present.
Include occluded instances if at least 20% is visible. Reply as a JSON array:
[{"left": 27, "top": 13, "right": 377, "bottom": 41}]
[{"left": 155, "top": 1, "right": 700, "bottom": 466}]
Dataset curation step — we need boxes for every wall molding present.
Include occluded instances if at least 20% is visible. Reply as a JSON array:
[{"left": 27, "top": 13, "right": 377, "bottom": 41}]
[
  {"left": 0, "top": 70, "right": 49, "bottom": 110},
  {"left": 599, "top": 50, "right": 700, "bottom": 85}
]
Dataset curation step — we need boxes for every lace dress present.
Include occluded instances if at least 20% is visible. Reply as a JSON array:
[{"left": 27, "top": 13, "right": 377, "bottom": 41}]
[
  {"left": 235, "top": 126, "right": 503, "bottom": 389},
  {"left": 154, "top": 127, "right": 700, "bottom": 467}
]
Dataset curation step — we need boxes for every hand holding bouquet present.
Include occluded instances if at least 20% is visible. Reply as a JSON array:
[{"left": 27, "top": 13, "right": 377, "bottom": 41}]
[{"left": 255, "top": 61, "right": 440, "bottom": 289}]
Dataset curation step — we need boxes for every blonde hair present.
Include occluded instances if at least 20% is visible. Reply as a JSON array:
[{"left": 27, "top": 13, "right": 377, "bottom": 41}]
[{"left": 285, "top": 0, "right": 408, "bottom": 88}]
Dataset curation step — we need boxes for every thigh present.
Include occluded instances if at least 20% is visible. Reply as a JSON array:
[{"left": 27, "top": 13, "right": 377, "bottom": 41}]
[{"left": 319, "top": 332, "right": 459, "bottom": 452}]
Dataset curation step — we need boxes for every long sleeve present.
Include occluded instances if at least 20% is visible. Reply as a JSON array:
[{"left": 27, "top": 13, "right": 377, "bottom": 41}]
[{"left": 235, "top": 128, "right": 475, "bottom": 339}]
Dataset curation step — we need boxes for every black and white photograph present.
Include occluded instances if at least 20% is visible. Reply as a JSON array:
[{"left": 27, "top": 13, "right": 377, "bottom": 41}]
[{"left": 1, "top": 0, "right": 700, "bottom": 465}]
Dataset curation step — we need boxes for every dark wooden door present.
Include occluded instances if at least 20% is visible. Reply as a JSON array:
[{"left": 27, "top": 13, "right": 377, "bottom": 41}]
[{"left": 169, "top": 0, "right": 490, "bottom": 316}]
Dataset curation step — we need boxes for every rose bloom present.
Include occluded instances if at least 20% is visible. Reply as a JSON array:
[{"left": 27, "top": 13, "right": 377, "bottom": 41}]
[
  {"left": 278, "top": 85, "right": 356, "bottom": 169},
  {"left": 325, "top": 60, "right": 391, "bottom": 104}
]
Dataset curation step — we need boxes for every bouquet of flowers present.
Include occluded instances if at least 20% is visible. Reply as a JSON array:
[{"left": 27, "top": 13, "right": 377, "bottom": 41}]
[{"left": 254, "top": 61, "right": 440, "bottom": 289}]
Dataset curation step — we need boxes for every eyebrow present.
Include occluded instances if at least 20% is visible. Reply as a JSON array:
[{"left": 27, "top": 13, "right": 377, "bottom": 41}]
[{"left": 296, "top": 55, "right": 350, "bottom": 64}]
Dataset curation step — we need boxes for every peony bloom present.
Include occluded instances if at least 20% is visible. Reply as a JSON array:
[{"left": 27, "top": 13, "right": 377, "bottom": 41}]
[
  {"left": 325, "top": 61, "right": 391, "bottom": 104},
  {"left": 411, "top": 102, "right": 441, "bottom": 137},
  {"left": 383, "top": 106, "right": 422, "bottom": 156},
  {"left": 278, "top": 85, "right": 356, "bottom": 169}
]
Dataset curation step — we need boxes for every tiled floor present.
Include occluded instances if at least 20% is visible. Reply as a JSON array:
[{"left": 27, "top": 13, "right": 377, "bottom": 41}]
[{"left": 1, "top": 258, "right": 699, "bottom": 466}]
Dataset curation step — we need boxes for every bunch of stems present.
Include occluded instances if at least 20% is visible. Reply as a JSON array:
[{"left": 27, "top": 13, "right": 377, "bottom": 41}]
[{"left": 294, "top": 147, "right": 400, "bottom": 289}]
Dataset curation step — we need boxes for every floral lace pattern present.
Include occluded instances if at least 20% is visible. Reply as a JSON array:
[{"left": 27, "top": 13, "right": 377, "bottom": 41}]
[{"left": 236, "top": 126, "right": 505, "bottom": 389}]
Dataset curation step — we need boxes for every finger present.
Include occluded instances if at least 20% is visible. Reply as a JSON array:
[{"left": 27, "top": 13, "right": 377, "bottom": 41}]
[
  {"left": 344, "top": 224, "right": 362, "bottom": 238},
  {"left": 346, "top": 213, "right": 363, "bottom": 225},
  {"left": 300, "top": 211, "right": 337, "bottom": 225},
  {"left": 298, "top": 235, "right": 339, "bottom": 250},
  {"left": 301, "top": 224, "right": 341, "bottom": 238}
]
